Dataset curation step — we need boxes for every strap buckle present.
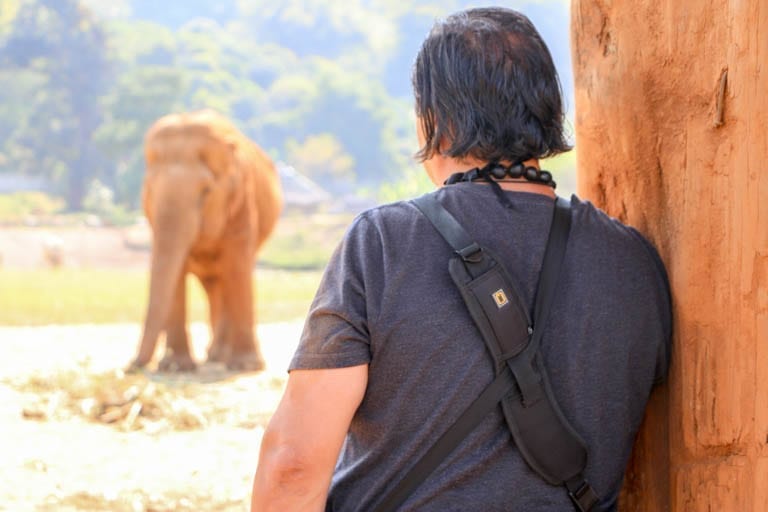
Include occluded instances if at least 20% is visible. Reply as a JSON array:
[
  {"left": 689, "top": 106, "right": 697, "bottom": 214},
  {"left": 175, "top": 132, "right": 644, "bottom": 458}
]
[
  {"left": 456, "top": 243, "right": 483, "bottom": 263},
  {"left": 568, "top": 480, "right": 600, "bottom": 512}
]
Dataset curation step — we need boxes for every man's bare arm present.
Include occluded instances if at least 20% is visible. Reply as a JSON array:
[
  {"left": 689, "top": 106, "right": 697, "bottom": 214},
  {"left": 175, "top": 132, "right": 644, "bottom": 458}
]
[{"left": 251, "top": 364, "right": 368, "bottom": 512}]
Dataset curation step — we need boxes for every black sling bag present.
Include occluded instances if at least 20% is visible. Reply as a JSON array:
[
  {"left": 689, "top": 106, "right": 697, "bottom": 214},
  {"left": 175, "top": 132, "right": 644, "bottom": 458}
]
[{"left": 372, "top": 194, "right": 600, "bottom": 512}]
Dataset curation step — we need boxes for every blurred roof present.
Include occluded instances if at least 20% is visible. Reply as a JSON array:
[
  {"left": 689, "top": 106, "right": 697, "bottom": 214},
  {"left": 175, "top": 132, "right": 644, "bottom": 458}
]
[{"left": 276, "top": 162, "right": 332, "bottom": 207}]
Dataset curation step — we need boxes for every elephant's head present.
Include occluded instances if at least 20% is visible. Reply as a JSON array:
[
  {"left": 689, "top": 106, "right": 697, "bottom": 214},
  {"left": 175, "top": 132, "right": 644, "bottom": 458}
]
[
  {"left": 143, "top": 112, "right": 248, "bottom": 247},
  {"left": 133, "top": 111, "right": 249, "bottom": 367}
]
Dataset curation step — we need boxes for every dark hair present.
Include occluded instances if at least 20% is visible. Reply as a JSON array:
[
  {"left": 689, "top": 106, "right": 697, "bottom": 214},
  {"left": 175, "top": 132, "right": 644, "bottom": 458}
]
[{"left": 413, "top": 7, "right": 571, "bottom": 163}]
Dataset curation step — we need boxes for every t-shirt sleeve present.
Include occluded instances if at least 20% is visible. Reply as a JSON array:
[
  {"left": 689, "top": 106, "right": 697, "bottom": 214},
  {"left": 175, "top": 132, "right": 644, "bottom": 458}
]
[
  {"left": 289, "top": 213, "right": 381, "bottom": 371},
  {"left": 627, "top": 227, "right": 673, "bottom": 384}
]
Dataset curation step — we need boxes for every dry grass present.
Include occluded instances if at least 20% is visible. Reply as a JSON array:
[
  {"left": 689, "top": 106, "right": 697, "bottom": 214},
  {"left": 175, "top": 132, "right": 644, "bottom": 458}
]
[
  {"left": 8, "top": 360, "right": 286, "bottom": 433},
  {"left": 0, "top": 323, "right": 303, "bottom": 512}
]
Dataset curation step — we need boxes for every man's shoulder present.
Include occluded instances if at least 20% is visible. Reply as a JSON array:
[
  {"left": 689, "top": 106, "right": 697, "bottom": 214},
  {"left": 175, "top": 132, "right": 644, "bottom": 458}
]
[
  {"left": 356, "top": 197, "right": 420, "bottom": 222},
  {"left": 570, "top": 195, "right": 637, "bottom": 239},
  {"left": 570, "top": 194, "right": 670, "bottom": 308},
  {"left": 346, "top": 196, "right": 425, "bottom": 237},
  {"left": 571, "top": 195, "right": 663, "bottom": 260}
]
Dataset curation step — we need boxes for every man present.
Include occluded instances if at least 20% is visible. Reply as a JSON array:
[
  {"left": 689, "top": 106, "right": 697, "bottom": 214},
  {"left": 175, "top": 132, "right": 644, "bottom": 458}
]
[{"left": 252, "top": 7, "right": 671, "bottom": 511}]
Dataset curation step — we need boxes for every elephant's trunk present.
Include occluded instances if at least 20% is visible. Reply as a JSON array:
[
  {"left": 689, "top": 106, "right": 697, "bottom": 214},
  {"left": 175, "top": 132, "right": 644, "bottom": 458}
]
[{"left": 133, "top": 189, "right": 199, "bottom": 367}]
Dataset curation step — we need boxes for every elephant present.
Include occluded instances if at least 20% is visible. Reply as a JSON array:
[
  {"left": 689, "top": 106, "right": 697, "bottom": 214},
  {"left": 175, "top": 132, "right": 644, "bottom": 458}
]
[{"left": 130, "top": 110, "right": 283, "bottom": 372}]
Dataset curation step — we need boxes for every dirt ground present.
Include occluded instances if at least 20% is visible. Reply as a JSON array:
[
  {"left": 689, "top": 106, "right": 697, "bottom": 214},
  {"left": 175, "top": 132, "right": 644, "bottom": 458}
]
[{"left": 0, "top": 321, "right": 303, "bottom": 512}]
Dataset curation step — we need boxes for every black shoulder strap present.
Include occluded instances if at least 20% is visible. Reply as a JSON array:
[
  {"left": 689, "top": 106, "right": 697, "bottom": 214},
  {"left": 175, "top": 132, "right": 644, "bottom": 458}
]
[
  {"left": 370, "top": 366, "right": 517, "bottom": 512},
  {"left": 406, "top": 189, "right": 488, "bottom": 271},
  {"left": 372, "top": 194, "right": 599, "bottom": 512}
]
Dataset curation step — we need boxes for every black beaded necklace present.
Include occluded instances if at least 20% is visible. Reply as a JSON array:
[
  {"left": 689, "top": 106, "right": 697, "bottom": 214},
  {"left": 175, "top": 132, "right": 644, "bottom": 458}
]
[
  {"left": 444, "top": 161, "right": 556, "bottom": 189},
  {"left": 444, "top": 161, "right": 556, "bottom": 210}
]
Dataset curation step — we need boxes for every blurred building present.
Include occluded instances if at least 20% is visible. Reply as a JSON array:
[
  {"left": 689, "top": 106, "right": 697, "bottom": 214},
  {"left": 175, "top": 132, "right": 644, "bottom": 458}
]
[
  {"left": 277, "top": 162, "right": 378, "bottom": 214},
  {"left": 276, "top": 162, "right": 331, "bottom": 211}
]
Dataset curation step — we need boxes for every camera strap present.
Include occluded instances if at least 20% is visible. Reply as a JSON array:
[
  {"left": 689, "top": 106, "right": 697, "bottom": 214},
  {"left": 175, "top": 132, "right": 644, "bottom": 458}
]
[{"left": 372, "top": 194, "right": 599, "bottom": 512}]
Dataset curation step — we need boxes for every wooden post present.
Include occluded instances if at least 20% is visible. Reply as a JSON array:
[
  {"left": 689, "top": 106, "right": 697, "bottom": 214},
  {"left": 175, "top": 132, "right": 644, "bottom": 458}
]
[{"left": 570, "top": 0, "right": 768, "bottom": 510}]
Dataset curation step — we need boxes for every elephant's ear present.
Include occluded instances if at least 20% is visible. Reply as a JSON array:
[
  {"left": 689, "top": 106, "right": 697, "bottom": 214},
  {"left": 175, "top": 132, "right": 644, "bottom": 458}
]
[
  {"left": 199, "top": 135, "right": 236, "bottom": 177},
  {"left": 141, "top": 169, "right": 154, "bottom": 223},
  {"left": 226, "top": 139, "right": 248, "bottom": 222}
]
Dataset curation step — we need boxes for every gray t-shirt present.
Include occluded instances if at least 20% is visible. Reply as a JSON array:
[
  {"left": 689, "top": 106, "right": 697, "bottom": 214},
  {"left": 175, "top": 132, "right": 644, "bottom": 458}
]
[{"left": 290, "top": 183, "right": 672, "bottom": 512}]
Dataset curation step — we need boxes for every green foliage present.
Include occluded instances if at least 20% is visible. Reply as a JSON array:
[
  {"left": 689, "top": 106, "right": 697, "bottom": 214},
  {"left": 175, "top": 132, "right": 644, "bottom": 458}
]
[
  {"left": 541, "top": 150, "right": 578, "bottom": 196},
  {"left": 0, "top": 0, "right": 20, "bottom": 34},
  {"left": 93, "top": 65, "right": 186, "bottom": 205},
  {"left": 1, "top": 0, "right": 111, "bottom": 209},
  {"left": 80, "top": 179, "right": 140, "bottom": 225},
  {"left": 285, "top": 133, "right": 355, "bottom": 185},
  {"left": 0, "top": 0, "right": 574, "bottom": 210},
  {"left": 0, "top": 191, "right": 64, "bottom": 221},
  {"left": 372, "top": 164, "right": 434, "bottom": 204},
  {"left": 82, "top": 180, "right": 115, "bottom": 213}
]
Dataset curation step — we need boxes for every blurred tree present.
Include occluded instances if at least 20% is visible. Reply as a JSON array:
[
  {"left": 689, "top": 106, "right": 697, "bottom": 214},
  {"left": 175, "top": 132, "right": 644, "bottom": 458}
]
[
  {"left": 0, "top": 0, "right": 110, "bottom": 210},
  {"left": 91, "top": 19, "right": 185, "bottom": 205},
  {"left": 285, "top": 133, "right": 355, "bottom": 189},
  {"left": 0, "top": 0, "right": 21, "bottom": 33},
  {"left": 0, "top": 69, "right": 45, "bottom": 163},
  {"left": 94, "top": 66, "right": 184, "bottom": 206},
  {"left": 0, "top": 0, "right": 573, "bottom": 210}
]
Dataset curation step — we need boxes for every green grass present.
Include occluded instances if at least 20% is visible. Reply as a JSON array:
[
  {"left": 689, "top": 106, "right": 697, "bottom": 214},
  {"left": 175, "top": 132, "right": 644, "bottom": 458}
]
[
  {"left": 258, "top": 212, "right": 353, "bottom": 270},
  {"left": 0, "top": 268, "right": 322, "bottom": 326}
]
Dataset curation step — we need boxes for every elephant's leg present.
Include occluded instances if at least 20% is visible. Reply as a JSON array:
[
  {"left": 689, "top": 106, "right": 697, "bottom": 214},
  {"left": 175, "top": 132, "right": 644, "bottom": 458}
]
[
  {"left": 200, "top": 276, "right": 229, "bottom": 363},
  {"left": 158, "top": 273, "right": 196, "bottom": 372},
  {"left": 221, "top": 250, "right": 264, "bottom": 372}
]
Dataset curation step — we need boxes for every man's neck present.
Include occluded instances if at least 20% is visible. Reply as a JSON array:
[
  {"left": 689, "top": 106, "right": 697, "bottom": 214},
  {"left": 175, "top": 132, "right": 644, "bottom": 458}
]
[{"left": 429, "top": 156, "right": 556, "bottom": 199}]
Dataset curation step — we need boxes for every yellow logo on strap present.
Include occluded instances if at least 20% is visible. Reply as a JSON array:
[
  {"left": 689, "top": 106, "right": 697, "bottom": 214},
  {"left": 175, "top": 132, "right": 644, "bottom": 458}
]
[{"left": 492, "top": 289, "right": 509, "bottom": 308}]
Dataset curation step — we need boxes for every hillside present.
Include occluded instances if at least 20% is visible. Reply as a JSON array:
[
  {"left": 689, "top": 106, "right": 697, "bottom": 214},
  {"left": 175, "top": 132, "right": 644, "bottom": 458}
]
[{"left": 0, "top": 0, "right": 572, "bottom": 209}]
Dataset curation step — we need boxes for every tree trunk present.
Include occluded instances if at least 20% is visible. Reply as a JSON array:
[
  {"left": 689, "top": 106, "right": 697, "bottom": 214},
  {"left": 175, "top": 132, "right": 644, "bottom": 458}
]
[{"left": 571, "top": 1, "right": 768, "bottom": 510}]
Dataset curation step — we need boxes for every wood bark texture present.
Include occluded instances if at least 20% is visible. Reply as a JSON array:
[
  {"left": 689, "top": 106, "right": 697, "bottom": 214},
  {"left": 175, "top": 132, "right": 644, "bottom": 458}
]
[{"left": 571, "top": 1, "right": 768, "bottom": 510}]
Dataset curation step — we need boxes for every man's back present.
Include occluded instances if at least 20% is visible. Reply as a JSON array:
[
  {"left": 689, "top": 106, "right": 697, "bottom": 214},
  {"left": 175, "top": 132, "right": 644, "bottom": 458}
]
[{"left": 291, "top": 183, "right": 671, "bottom": 511}]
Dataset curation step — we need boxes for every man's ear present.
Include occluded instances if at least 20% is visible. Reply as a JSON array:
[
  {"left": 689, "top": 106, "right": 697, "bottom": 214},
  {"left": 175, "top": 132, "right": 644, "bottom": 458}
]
[
  {"left": 416, "top": 114, "right": 452, "bottom": 186},
  {"left": 415, "top": 114, "right": 426, "bottom": 147},
  {"left": 416, "top": 113, "right": 452, "bottom": 157}
]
